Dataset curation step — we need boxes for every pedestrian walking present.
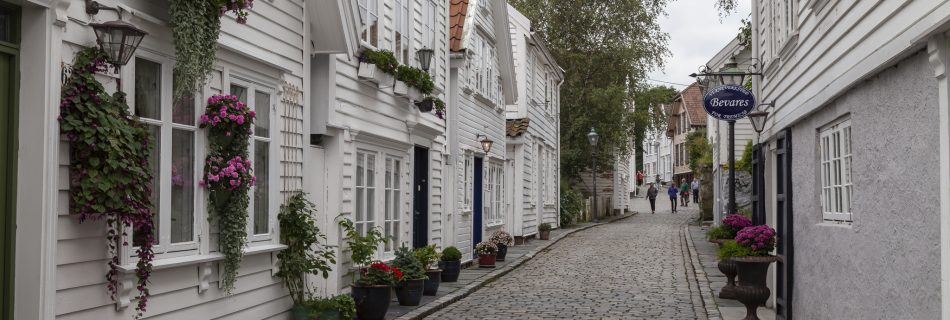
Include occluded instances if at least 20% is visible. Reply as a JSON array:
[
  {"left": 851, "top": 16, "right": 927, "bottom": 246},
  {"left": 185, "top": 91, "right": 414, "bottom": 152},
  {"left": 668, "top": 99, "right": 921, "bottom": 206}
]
[
  {"left": 691, "top": 178, "right": 700, "bottom": 204},
  {"left": 668, "top": 184, "right": 678, "bottom": 213},
  {"left": 679, "top": 179, "right": 690, "bottom": 207},
  {"left": 646, "top": 183, "right": 658, "bottom": 214}
]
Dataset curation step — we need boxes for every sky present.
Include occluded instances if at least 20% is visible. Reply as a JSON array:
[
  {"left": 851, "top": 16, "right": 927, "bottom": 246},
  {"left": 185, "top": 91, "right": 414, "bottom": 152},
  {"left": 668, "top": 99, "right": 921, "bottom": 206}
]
[{"left": 647, "top": 0, "right": 752, "bottom": 89}]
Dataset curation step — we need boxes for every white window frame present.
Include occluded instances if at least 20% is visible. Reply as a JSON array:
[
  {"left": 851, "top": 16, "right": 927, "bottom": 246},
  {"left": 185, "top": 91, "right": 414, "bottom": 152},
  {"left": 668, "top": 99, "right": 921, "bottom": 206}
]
[
  {"left": 484, "top": 161, "right": 504, "bottom": 226},
  {"left": 354, "top": 150, "right": 378, "bottom": 237},
  {"left": 546, "top": 147, "right": 557, "bottom": 206},
  {"left": 357, "top": 0, "right": 380, "bottom": 49},
  {"left": 820, "top": 117, "right": 853, "bottom": 222},
  {"left": 463, "top": 152, "right": 473, "bottom": 211},
  {"left": 228, "top": 77, "right": 279, "bottom": 243},
  {"left": 393, "top": 0, "right": 411, "bottom": 64},
  {"left": 383, "top": 156, "right": 402, "bottom": 254},
  {"left": 355, "top": 145, "right": 408, "bottom": 259}
]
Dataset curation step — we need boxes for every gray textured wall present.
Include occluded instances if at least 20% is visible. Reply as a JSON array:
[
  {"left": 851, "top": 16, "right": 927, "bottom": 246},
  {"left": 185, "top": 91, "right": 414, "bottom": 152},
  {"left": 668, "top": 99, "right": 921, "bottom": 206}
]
[{"left": 789, "top": 50, "right": 940, "bottom": 319}]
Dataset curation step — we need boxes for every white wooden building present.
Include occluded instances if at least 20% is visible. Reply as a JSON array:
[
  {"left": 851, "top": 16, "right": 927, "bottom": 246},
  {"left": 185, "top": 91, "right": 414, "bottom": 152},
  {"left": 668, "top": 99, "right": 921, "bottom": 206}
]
[
  {"left": 442, "top": 0, "right": 517, "bottom": 261},
  {"left": 504, "top": 4, "right": 563, "bottom": 239}
]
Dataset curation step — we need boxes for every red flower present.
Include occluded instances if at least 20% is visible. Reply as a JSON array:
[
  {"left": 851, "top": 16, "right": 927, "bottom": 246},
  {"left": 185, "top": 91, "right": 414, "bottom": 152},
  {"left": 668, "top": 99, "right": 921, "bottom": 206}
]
[
  {"left": 370, "top": 262, "right": 390, "bottom": 271},
  {"left": 391, "top": 267, "right": 404, "bottom": 281}
]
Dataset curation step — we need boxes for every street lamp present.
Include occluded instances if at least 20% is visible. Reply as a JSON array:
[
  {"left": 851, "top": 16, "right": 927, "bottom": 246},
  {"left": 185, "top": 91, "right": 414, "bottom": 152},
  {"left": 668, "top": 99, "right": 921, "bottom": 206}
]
[
  {"left": 477, "top": 134, "right": 493, "bottom": 153},
  {"left": 747, "top": 110, "right": 770, "bottom": 134},
  {"left": 86, "top": 0, "right": 147, "bottom": 69},
  {"left": 588, "top": 128, "right": 599, "bottom": 222},
  {"left": 416, "top": 47, "right": 435, "bottom": 72},
  {"left": 717, "top": 57, "right": 746, "bottom": 86}
]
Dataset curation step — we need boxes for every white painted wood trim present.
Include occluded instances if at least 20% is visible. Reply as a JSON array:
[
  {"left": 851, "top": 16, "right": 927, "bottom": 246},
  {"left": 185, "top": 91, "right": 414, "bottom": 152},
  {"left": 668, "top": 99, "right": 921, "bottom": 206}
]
[
  {"left": 115, "top": 244, "right": 288, "bottom": 273},
  {"left": 927, "top": 32, "right": 950, "bottom": 320}
]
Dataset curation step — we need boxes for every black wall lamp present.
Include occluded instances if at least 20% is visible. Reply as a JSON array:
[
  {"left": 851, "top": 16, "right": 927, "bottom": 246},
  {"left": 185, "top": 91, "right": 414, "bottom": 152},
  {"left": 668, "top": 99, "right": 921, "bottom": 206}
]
[
  {"left": 85, "top": 0, "right": 147, "bottom": 69},
  {"left": 417, "top": 47, "right": 434, "bottom": 72}
]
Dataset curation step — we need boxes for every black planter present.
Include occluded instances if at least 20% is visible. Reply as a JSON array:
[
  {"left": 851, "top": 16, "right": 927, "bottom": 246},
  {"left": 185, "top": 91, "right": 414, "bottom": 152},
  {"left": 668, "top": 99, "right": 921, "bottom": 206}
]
[
  {"left": 351, "top": 285, "right": 391, "bottom": 320},
  {"left": 424, "top": 269, "right": 442, "bottom": 295},
  {"left": 440, "top": 260, "right": 461, "bottom": 282},
  {"left": 496, "top": 244, "right": 508, "bottom": 261},
  {"left": 733, "top": 256, "right": 780, "bottom": 320},
  {"left": 394, "top": 278, "right": 425, "bottom": 306},
  {"left": 415, "top": 100, "right": 434, "bottom": 112},
  {"left": 717, "top": 258, "right": 738, "bottom": 299}
]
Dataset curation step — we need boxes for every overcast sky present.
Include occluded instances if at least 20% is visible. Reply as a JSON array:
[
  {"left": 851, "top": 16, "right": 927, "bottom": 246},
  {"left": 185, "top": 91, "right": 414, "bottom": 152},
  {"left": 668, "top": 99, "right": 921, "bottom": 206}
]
[{"left": 647, "top": 0, "right": 752, "bottom": 89}]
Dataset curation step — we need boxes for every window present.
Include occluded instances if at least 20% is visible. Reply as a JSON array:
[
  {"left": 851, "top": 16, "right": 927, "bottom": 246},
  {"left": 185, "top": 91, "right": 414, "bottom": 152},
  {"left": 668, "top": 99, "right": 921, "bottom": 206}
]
[
  {"left": 357, "top": 0, "right": 379, "bottom": 48},
  {"left": 131, "top": 56, "right": 199, "bottom": 256},
  {"left": 463, "top": 154, "right": 472, "bottom": 210},
  {"left": 546, "top": 148, "right": 556, "bottom": 205},
  {"left": 769, "top": 0, "right": 799, "bottom": 57},
  {"left": 484, "top": 161, "right": 504, "bottom": 225},
  {"left": 394, "top": 0, "right": 410, "bottom": 64},
  {"left": 355, "top": 151, "right": 377, "bottom": 236},
  {"left": 384, "top": 157, "right": 401, "bottom": 252},
  {"left": 820, "top": 118, "right": 852, "bottom": 222},
  {"left": 230, "top": 80, "right": 276, "bottom": 240}
]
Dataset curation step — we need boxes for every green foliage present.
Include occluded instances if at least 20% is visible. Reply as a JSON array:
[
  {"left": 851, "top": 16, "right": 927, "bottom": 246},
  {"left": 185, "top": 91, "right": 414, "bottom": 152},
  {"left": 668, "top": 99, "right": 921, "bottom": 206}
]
[
  {"left": 538, "top": 223, "right": 553, "bottom": 232},
  {"left": 391, "top": 246, "right": 426, "bottom": 280},
  {"left": 687, "top": 129, "right": 713, "bottom": 173},
  {"left": 714, "top": 0, "right": 741, "bottom": 19},
  {"left": 414, "top": 245, "right": 441, "bottom": 270},
  {"left": 338, "top": 215, "right": 388, "bottom": 267},
  {"left": 359, "top": 49, "right": 399, "bottom": 75},
  {"left": 440, "top": 246, "right": 462, "bottom": 262},
  {"left": 738, "top": 207, "right": 753, "bottom": 218},
  {"left": 559, "top": 180, "right": 584, "bottom": 226},
  {"left": 706, "top": 225, "right": 734, "bottom": 240},
  {"left": 60, "top": 48, "right": 155, "bottom": 318},
  {"left": 733, "top": 140, "right": 754, "bottom": 173},
  {"left": 738, "top": 18, "right": 752, "bottom": 48},
  {"left": 298, "top": 295, "right": 356, "bottom": 320},
  {"left": 170, "top": 0, "right": 222, "bottom": 100},
  {"left": 717, "top": 240, "right": 755, "bottom": 259},
  {"left": 276, "top": 192, "right": 336, "bottom": 304}
]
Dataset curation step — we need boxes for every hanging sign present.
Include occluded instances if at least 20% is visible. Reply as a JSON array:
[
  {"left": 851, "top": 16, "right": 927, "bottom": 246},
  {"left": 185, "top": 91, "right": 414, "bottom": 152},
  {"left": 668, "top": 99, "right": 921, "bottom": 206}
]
[{"left": 702, "top": 85, "right": 756, "bottom": 121}]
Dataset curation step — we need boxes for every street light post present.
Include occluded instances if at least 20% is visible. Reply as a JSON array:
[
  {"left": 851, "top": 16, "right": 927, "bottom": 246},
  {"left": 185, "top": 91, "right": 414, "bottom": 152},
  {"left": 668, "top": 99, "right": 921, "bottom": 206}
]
[
  {"left": 728, "top": 120, "right": 736, "bottom": 214},
  {"left": 588, "top": 128, "right": 599, "bottom": 222}
]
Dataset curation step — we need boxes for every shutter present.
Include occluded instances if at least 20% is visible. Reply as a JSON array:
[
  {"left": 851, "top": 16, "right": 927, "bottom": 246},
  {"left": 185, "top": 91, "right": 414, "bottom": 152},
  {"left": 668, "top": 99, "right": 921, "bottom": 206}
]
[
  {"left": 752, "top": 142, "right": 765, "bottom": 225},
  {"left": 776, "top": 128, "right": 793, "bottom": 320}
]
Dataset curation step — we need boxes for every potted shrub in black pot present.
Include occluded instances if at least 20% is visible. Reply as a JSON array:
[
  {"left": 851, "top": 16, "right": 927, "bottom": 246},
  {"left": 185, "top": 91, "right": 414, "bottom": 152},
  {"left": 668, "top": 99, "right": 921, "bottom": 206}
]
[
  {"left": 439, "top": 246, "right": 462, "bottom": 282},
  {"left": 415, "top": 244, "right": 442, "bottom": 295},
  {"left": 720, "top": 225, "right": 779, "bottom": 320},
  {"left": 538, "top": 223, "right": 553, "bottom": 240},
  {"left": 338, "top": 217, "right": 393, "bottom": 320},
  {"left": 274, "top": 193, "right": 337, "bottom": 320},
  {"left": 392, "top": 246, "right": 426, "bottom": 306},
  {"left": 489, "top": 230, "right": 513, "bottom": 261}
]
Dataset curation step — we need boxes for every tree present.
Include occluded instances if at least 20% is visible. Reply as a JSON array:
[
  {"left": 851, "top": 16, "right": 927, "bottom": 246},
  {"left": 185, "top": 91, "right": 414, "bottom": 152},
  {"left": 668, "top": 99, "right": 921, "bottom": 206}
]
[
  {"left": 632, "top": 85, "right": 678, "bottom": 173},
  {"left": 686, "top": 129, "right": 714, "bottom": 220}
]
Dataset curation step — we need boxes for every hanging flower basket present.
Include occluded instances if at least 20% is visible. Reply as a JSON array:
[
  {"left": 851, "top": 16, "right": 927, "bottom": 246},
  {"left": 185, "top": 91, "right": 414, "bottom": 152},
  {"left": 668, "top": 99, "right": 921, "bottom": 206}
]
[{"left": 415, "top": 99, "right": 434, "bottom": 112}]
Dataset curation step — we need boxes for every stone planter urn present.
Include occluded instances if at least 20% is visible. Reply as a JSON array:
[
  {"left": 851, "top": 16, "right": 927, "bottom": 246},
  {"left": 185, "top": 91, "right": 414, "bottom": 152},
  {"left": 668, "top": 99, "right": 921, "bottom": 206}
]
[{"left": 733, "top": 256, "right": 780, "bottom": 320}]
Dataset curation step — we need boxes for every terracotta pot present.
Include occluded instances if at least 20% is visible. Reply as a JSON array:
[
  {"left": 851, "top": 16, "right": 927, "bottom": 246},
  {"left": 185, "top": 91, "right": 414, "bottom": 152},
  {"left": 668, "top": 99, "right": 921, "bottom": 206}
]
[
  {"left": 423, "top": 269, "right": 442, "bottom": 295},
  {"left": 496, "top": 243, "right": 509, "bottom": 261},
  {"left": 440, "top": 261, "right": 461, "bottom": 282},
  {"left": 717, "top": 258, "right": 738, "bottom": 299},
  {"left": 478, "top": 253, "right": 496, "bottom": 268},
  {"left": 539, "top": 230, "right": 551, "bottom": 240},
  {"left": 733, "top": 256, "right": 780, "bottom": 320},
  {"left": 351, "top": 285, "right": 391, "bottom": 320},
  {"left": 394, "top": 278, "right": 425, "bottom": 306}
]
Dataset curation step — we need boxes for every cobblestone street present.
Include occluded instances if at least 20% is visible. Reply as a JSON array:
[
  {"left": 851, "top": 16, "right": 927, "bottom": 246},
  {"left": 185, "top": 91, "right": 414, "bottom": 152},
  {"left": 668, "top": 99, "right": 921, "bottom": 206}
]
[{"left": 425, "top": 195, "right": 706, "bottom": 319}]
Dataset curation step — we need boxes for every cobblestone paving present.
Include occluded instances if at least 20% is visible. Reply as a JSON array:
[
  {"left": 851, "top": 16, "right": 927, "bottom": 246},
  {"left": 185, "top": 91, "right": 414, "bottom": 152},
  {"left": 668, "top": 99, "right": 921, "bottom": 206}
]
[{"left": 425, "top": 199, "right": 703, "bottom": 320}]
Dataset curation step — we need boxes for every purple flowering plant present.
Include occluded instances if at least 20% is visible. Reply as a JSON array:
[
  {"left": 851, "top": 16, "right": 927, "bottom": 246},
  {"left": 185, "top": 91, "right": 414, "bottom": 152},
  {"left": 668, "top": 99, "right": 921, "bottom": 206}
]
[
  {"left": 722, "top": 214, "right": 752, "bottom": 233},
  {"left": 216, "top": 0, "right": 254, "bottom": 24},
  {"left": 734, "top": 225, "right": 777, "bottom": 255}
]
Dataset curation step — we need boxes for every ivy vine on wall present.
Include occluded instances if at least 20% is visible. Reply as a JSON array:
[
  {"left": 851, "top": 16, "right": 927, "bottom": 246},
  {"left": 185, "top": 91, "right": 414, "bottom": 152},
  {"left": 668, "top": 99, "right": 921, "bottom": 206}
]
[
  {"left": 198, "top": 94, "right": 256, "bottom": 293},
  {"left": 59, "top": 48, "right": 155, "bottom": 318}
]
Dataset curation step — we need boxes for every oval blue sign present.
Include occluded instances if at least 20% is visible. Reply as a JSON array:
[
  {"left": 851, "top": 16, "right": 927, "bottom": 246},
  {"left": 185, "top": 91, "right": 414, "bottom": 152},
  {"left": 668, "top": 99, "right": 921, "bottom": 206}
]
[{"left": 702, "top": 85, "right": 756, "bottom": 121}]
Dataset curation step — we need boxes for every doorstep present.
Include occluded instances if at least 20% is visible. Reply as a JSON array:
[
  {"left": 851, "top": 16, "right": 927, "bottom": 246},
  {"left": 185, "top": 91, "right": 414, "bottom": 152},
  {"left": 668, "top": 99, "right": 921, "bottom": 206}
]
[{"left": 387, "top": 213, "right": 635, "bottom": 320}]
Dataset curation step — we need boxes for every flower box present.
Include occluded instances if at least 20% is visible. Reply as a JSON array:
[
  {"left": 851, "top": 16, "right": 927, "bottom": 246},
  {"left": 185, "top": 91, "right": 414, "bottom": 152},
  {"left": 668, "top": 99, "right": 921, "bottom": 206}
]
[
  {"left": 408, "top": 87, "right": 423, "bottom": 101},
  {"left": 357, "top": 62, "right": 377, "bottom": 80},
  {"left": 376, "top": 72, "right": 394, "bottom": 89},
  {"left": 393, "top": 80, "right": 409, "bottom": 97}
]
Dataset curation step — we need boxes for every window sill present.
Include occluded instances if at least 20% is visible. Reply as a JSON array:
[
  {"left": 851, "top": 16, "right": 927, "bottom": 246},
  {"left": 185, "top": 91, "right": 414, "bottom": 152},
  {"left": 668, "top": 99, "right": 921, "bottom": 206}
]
[
  {"left": 544, "top": 203, "right": 556, "bottom": 208},
  {"left": 818, "top": 220, "right": 853, "bottom": 228},
  {"left": 485, "top": 221, "right": 505, "bottom": 228},
  {"left": 473, "top": 91, "right": 497, "bottom": 108},
  {"left": 116, "top": 244, "right": 288, "bottom": 273},
  {"left": 461, "top": 209, "right": 473, "bottom": 215}
]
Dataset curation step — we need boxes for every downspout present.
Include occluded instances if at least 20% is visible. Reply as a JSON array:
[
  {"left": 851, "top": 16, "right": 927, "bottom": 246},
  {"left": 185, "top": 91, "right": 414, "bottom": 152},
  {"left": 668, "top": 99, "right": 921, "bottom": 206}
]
[{"left": 555, "top": 76, "right": 564, "bottom": 227}]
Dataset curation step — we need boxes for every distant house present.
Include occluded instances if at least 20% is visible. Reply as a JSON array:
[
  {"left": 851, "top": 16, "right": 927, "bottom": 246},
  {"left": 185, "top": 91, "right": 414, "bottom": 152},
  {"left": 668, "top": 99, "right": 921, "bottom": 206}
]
[
  {"left": 667, "top": 83, "right": 705, "bottom": 185},
  {"left": 641, "top": 105, "right": 674, "bottom": 187}
]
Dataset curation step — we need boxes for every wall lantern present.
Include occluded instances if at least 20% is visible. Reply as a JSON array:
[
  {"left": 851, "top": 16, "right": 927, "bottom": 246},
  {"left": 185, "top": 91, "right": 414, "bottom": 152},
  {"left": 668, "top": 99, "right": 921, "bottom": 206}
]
[
  {"left": 587, "top": 127, "right": 599, "bottom": 147},
  {"left": 477, "top": 134, "right": 493, "bottom": 153},
  {"left": 417, "top": 47, "right": 435, "bottom": 72},
  {"left": 747, "top": 110, "right": 770, "bottom": 134},
  {"left": 86, "top": 0, "right": 147, "bottom": 68},
  {"left": 717, "top": 57, "right": 745, "bottom": 86}
]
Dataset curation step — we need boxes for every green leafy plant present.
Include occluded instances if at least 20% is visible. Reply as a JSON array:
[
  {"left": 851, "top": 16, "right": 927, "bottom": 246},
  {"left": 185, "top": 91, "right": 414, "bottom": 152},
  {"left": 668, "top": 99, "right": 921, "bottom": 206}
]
[
  {"left": 276, "top": 192, "right": 336, "bottom": 305},
  {"left": 705, "top": 225, "right": 734, "bottom": 240},
  {"left": 538, "top": 223, "right": 553, "bottom": 232},
  {"left": 170, "top": 0, "right": 221, "bottom": 100},
  {"left": 359, "top": 49, "right": 399, "bottom": 75},
  {"left": 414, "top": 245, "right": 441, "bottom": 270},
  {"left": 298, "top": 294, "right": 357, "bottom": 320},
  {"left": 440, "top": 246, "right": 462, "bottom": 262},
  {"left": 391, "top": 246, "right": 426, "bottom": 280},
  {"left": 560, "top": 180, "right": 584, "bottom": 226},
  {"left": 60, "top": 47, "right": 155, "bottom": 318},
  {"left": 717, "top": 240, "right": 755, "bottom": 259}
]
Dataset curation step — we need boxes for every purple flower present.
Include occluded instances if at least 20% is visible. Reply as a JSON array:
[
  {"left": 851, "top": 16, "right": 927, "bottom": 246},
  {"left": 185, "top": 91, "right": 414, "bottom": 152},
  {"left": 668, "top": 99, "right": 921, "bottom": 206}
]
[
  {"left": 722, "top": 214, "right": 752, "bottom": 232},
  {"left": 734, "top": 225, "right": 777, "bottom": 253}
]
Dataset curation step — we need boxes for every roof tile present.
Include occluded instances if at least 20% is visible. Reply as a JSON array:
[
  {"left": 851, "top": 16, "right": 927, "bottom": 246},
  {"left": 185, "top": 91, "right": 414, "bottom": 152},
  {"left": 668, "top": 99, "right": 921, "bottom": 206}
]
[
  {"left": 449, "top": 0, "right": 469, "bottom": 52},
  {"left": 506, "top": 118, "right": 530, "bottom": 137}
]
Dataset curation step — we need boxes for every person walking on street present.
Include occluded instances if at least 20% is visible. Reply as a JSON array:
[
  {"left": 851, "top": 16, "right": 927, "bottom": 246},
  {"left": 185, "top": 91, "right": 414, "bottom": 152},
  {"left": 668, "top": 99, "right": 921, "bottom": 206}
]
[
  {"left": 679, "top": 179, "right": 690, "bottom": 207},
  {"left": 691, "top": 178, "right": 700, "bottom": 204},
  {"left": 646, "top": 183, "right": 658, "bottom": 214},
  {"left": 668, "top": 184, "right": 678, "bottom": 213}
]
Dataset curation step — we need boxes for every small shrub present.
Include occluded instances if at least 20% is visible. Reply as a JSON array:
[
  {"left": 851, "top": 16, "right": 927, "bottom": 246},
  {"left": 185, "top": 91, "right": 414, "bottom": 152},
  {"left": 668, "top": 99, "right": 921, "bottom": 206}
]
[
  {"left": 705, "top": 225, "right": 733, "bottom": 240},
  {"left": 391, "top": 246, "right": 426, "bottom": 280},
  {"left": 717, "top": 241, "right": 755, "bottom": 260},
  {"left": 299, "top": 295, "right": 356, "bottom": 320},
  {"left": 414, "top": 245, "right": 441, "bottom": 270},
  {"left": 560, "top": 181, "right": 584, "bottom": 226},
  {"left": 441, "top": 246, "right": 462, "bottom": 261},
  {"left": 538, "top": 223, "right": 553, "bottom": 232}
]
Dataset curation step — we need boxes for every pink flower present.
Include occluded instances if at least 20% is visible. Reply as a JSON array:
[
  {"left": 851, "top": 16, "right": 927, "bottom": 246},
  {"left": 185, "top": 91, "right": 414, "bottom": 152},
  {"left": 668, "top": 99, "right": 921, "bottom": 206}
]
[
  {"left": 198, "top": 180, "right": 206, "bottom": 187},
  {"left": 200, "top": 114, "right": 210, "bottom": 124},
  {"left": 248, "top": 110, "right": 256, "bottom": 118}
]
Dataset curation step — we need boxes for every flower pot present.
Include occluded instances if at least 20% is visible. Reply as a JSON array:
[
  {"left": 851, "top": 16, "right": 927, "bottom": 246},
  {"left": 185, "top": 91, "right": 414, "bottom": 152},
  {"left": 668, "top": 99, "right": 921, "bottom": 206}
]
[
  {"left": 351, "top": 285, "right": 391, "bottom": 320},
  {"left": 717, "top": 258, "right": 738, "bottom": 299},
  {"left": 376, "top": 72, "right": 394, "bottom": 89},
  {"left": 394, "top": 278, "right": 425, "bottom": 306},
  {"left": 423, "top": 269, "right": 442, "bottom": 295},
  {"left": 733, "top": 256, "right": 780, "bottom": 320},
  {"left": 393, "top": 80, "right": 409, "bottom": 96},
  {"left": 408, "top": 87, "right": 423, "bottom": 101},
  {"left": 357, "top": 62, "right": 377, "bottom": 80},
  {"left": 440, "top": 261, "right": 461, "bottom": 282},
  {"left": 292, "top": 305, "right": 341, "bottom": 320},
  {"left": 478, "top": 253, "right": 496, "bottom": 268},
  {"left": 415, "top": 99, "right": 434, "bottom": 112},
  {"left": 496, "top": 244, "right": 508, "bottom": 261},
  {"left": 539, "top": 230, "right": 551, "bottom": 240}
]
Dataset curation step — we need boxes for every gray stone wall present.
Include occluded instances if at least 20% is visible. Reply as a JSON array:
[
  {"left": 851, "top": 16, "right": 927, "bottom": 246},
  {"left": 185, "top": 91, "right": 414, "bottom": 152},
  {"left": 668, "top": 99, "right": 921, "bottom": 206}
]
[{"left": 788, "top": 50, "right": 940, "bottom": 319}]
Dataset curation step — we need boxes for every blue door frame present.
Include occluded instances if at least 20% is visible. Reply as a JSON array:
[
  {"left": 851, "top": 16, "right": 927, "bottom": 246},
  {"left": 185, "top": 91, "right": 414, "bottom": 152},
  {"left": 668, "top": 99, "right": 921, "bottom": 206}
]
[{"left": 473, "top": 157, "right": 483, "bottom": 254}]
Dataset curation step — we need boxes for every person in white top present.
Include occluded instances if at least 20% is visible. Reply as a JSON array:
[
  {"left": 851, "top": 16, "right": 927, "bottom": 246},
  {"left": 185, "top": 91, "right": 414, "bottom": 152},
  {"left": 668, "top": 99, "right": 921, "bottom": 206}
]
[{"left": 691, "top": 178, "right": 700, "bottom": 204}]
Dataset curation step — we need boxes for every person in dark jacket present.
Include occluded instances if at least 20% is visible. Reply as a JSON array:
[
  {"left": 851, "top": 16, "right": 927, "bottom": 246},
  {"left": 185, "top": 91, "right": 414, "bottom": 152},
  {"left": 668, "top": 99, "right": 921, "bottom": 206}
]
[
  {"left": 667, "top": 184, "right": 678, "bottom": 213},
  {"left": 646, "top": 183, "right": 658, "bottom": 214}
]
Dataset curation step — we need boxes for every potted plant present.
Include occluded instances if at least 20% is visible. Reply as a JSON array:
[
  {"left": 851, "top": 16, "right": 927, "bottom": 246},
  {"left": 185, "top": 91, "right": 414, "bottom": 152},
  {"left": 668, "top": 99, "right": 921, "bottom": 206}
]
[
  {"left": 720, "top": 225, "right": 779, "bottom": 320},
  {"left": 276, "top": 193, "right": 337, "bottom": 317},
  {"left": 357, "top": 49, "right": 398, "bottom": 87},
  {"left": 391, "top": 246, "right": 426, "bottom": 306},
  {"left": 433, "top": 98, "right": 446, "bottom": 119},
  {"left": 293, "top": 294, "right": 356, "bottom": 320},
  {"left": 393, "top": 65, "right": 414, "bottom": 97},
  {"left": 538, "top": 223, "right": 553, "bottom": 240},
  {"left": 439, "top": 246, "right": 462, "bottom": 282},
  {"left": 489, "top": 230, "right": 514, "bottom": 262},
  {"left": 409, "top": 71, "right": 434, "bottom": 101},
  {"left": 415, "top": 244, "right": 442, "bottom": 295},
  {"left": 415, "top": 96, "right": 437, "bottom": 113},
  {"left": 476, "top": 241, "right": 498, "bottom": 268},
  {"left": 338, "top": 217, "right": 392, "bottom": 320},
  {"left": 706, "top": 214, "right": 751, "bottom": 299}
]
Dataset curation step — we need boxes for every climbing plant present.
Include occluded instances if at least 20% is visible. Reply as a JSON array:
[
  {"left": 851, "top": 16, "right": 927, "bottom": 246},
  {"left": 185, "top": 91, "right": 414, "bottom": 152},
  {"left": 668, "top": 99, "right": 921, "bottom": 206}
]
[
  {"left": 59, "top": 48, "right": 155, "bottom": 318},
  {"left": 198, "top": 94, "right": 256, "bottom": 293}
]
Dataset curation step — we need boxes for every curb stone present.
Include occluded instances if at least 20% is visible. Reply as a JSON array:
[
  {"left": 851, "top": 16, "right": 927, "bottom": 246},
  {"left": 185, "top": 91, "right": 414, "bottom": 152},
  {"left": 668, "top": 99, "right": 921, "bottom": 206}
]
[
  {"left": 395, "top": 212, "right": 637, "bottom": 320},
  {"left": 684, "top": 224, "right": 723, "bottom": 320}
]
